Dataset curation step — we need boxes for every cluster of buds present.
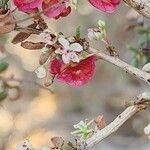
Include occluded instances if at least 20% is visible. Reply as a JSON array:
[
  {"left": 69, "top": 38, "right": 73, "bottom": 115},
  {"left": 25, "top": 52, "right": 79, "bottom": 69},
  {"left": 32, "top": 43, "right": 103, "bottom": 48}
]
[
  {"left": 88, "top": 20, "right": 106, "bottom": 41},
  {"left": 71, "top": 115, "right": 106, "bottom": 140},
  {"left": 71, "top": 120, "right": 94, "bottom": 139}
]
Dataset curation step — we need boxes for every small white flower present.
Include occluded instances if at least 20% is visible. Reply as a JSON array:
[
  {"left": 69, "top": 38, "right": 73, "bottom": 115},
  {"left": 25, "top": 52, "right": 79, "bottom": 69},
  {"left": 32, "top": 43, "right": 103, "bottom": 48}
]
[
  {"left": 73, "top": 120, "right": 85, "bottom": 129},
  {"left": 35, "top": 66, "right": 47, "bottom": 79},
  {"left": 16, "top": 140, "right": 32, "bottom": 150},
  {"left": 144, "top": 123, "right": 150, "bottom": 135},
  {"left": 55, "top": 37, "right": 83, "bottom": 64}
]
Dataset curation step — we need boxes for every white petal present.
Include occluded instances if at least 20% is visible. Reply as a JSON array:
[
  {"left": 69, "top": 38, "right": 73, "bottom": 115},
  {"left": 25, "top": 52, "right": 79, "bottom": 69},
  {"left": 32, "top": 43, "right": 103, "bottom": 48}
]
[
  {"left": 144, "top": 123, "right": 150, "bottom": 135},
  {"left": 62, "top": 54, "right": 71, "bottom": 64},
  {"left": 69, "top": 52, "right": 80, "bottom": 63},
  {"left": 70, "top": 43, "right": 83, "bottom": 52},
  {"left": 73, "top": 120, "right": 85, "bottom": 129},
  {"left": 35, "top": 66, "right": 47, "bottom": 79},
  {"left": 58, "top": 37, "right": 70, "bottom": 48},
  {"left": 55, "top": 48, "right": 63, "bottom": 55}
]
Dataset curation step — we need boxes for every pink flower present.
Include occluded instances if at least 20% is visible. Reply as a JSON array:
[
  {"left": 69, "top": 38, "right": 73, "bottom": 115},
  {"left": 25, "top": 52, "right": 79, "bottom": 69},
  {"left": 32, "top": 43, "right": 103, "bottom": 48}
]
[
  {"left": 42, "top": 0, "right": 71, "bottom": 19},
  {"left": 13, "top": 0, "right": 43, "bottom": 12},
  {"left": 49, "top": 56, "right": 96, "bottom": 86},
  {"left": 88, "top": 0, "right": 121, "bottom": 13}
]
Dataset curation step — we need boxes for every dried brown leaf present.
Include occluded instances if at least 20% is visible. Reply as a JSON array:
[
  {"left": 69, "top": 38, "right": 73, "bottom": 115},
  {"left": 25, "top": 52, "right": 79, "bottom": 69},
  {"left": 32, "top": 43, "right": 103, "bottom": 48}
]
[
  {"left": 12, "top": 32, "right": 31, "bottom": 44},
  {"left": 39, "top": 52, "right": 50, "bottom": 65},
  {"left": 0, "top": 9, "right": 16, "bottom": 34},
  {"left": 12, "top": 23, "right": 37, "bottom": 44},
  {"left": 28, "top": 9, "right": 48, "bottom": 31},
  {"left": 21, "top": 41, "right": 45, "bottom": 50},
  {"left": 44, "top": 74, "right": 55, "bottom": 87},
  {"left": 51, "top": 137, "right": 64, "bottom": 148},
  {"left": 94, "top": 115, "right": 106, "bottom": 130}
]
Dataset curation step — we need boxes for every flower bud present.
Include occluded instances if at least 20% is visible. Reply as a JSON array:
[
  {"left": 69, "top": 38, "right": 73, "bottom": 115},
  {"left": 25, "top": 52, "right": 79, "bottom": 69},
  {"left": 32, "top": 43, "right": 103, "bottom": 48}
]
[
  {"left": 35, "top": 66, "right": 47, "bottom": 79},
  {"left": 141, "top": 92, "right": 150, "bottom": 101},
  {"left": 97, "top": 20, "right": 106, "bottom": 30},
  {"left": 88, "top": 28, "right": 104, "bottom": 41}
]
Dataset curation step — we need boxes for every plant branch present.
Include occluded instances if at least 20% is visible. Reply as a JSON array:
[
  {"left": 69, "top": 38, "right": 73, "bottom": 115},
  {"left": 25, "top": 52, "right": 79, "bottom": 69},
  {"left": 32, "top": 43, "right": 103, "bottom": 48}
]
[
  {"left": 123, "top": 0, "right": 150, "bottom": 19},
  {"left": 90, "top": 47, "right": 150, "bottom": 85},
  {"left": 77, "top": 95, "right": 150, "bottom": 150},
  {"left": 86, "top": 99, "right": 149, "bottom": 149}
]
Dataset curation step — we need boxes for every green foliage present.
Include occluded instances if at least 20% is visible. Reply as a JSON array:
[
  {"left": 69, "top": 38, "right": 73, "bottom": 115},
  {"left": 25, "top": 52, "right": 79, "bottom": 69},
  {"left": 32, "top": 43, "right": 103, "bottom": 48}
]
[
  {"left": 134, "top": 27, "right": 150, "bottom": 34},
  {"left": 127, "top": 45, "right": 138, "bottom": 53},
  {"left": 127, "top": 26, "right": 150, "bottom": 68},
  {"left": 0, "top": 61, "right": 8, "bottom": 73},
  {"left": 0, "top": 0, "right": 10, "bottom": 9},
  {"left": 0, "top": 90, "right": 7, "bottom": 101},
  {"left": 71, "top": 120, "right": 93, "bottom": 139},
  {"left": 76, "top": 26, "right": 81, "bottom": 39}
]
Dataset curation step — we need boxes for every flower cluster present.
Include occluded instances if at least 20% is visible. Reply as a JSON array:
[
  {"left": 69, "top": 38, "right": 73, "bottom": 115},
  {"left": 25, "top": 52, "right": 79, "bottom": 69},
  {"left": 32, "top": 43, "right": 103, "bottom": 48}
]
[
  {"left": 35, "top": 30, "right": 96, "bottom": 86},
  {"left": 13, "top": 0, "right": 72, "bottom": 19}
]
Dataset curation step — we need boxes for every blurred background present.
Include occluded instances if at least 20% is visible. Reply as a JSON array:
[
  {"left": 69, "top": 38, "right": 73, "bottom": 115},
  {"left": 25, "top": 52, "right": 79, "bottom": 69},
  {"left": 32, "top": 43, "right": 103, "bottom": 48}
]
[{"left": 0, "top": 0, "right": 149, "bottom": 149}]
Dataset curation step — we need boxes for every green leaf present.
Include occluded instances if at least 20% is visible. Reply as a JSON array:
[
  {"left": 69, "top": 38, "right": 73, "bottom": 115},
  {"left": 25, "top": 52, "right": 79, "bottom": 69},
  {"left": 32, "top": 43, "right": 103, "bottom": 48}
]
[
  {"left": 131, "top": 57, "right": 138, "bottom": 67},
  {"left": 134, "top": 27, "right": 148, "bottom": 34},
  {"left": 76, "top": 26, "right": 81, "bottom": 38},
  {"left": 142, "top": 55, "right": 148, "bottom": 65},
  {"left": 127, "top": 44, "right": 138, "bottom": 53},
  {"left": 0, "top": 61, "right": 8, "bottom": 73},
  {"left": 138, "top": 34, "right": 148, "bottom": 46},
  {"left": 97, "top": 20, "right": 106, "bottom": 30},
  {"left": 0, "top": 91, "right": 7, "bottom": 101},
  {"left": 58, "top": 32, "right": 64, "bottom": 35},
  {"left": 67, "top": 141, "right": 74, "bottom": 148}
]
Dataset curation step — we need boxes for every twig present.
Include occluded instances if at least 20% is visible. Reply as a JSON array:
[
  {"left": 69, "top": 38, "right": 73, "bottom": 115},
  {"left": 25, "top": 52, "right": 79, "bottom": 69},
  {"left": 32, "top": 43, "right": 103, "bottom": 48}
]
[
  {"left": 90, "top": 47, "right": 150, "bottom": 85},
  {"left": 123, "top": 0, "right": 150, "bottom": 19},
  {"left": 86, "top": 102, "right": 149, "bottom": 149},
  {"left": 78, "top": 95, "right": 150, "bottom": 149}
]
